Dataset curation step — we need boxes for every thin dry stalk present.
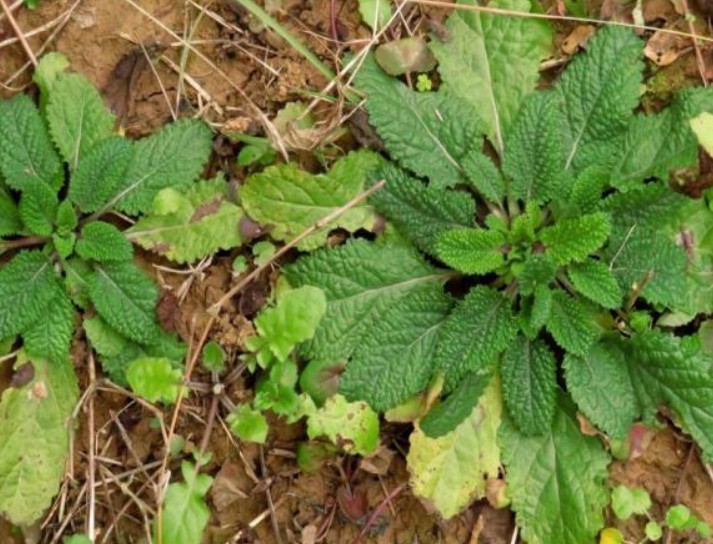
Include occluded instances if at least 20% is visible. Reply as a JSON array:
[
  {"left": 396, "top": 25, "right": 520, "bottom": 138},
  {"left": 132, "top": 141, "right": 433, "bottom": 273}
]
[
  {"left": 87, "top": 353, "right": 97, "bottom": 542},
  {"left": 0, "top": 0, "right": 21, "bottom": 23},
  {"left": 680, "top": 0, "right": 709, "bottom": 86},
  {"left": 0, "top": 0, "right": 37, "bottom": 65}
]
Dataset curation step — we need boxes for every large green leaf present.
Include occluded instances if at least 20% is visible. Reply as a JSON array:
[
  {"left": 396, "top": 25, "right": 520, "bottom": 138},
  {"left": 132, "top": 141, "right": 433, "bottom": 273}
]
[
  {"left": 408, "top": 375, "right": 501, "bottom": 519},
  {"left": 22, "top": 287, "right": 75, "bottom": 363},
  {"left": 0, "top": 354, "right": 78, "bottom": 525},
  {"left": 240, "top": 151, "right": 380, "bottom": 251},
  {"left": 430, "top": 0, "right": 551, "bottom": 151},
  {"left": 567, "top": 259, "right": 622, "bottom": 309},
  {"left": 546, "top": 291, "right": 599, "bottom": 356},
  {"left": 128, "top": 176, "right": 243, "bottom": 263},
  {"left": 499, "top": 393, "right": 610, "bottom": 544},
  {"left": 539, "top": 212, "right": 611, "bottom": 265},
  {"left": 436, "top": 228, "right": 506, "bottom": 274}
]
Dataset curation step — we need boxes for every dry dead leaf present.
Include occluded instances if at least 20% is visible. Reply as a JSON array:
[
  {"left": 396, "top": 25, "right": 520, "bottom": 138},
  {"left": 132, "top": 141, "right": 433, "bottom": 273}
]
[
  {"left": 643, "top": 0, "right": 676, "bottom": 21},
  {"left": 359, "top": 445, "right": 396, "bottom": 476},
  {"left": 562, "top": 25, "right": 596, "bottom": 55},
  {"left": 644, "top": 29, "right": 689, "bottom": 66},
  {"left": 211, "top": 462, "right": 249, "bottom": 513}
]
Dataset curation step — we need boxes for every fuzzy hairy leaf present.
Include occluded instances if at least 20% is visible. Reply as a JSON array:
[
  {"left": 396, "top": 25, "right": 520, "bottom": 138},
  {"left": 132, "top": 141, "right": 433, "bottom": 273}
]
[
  {"left": 499, "top": 393, "right": 610, "bottom": 544},
  {"left": 609, "top": 87, "right": 713, "bottom": 188},
  {"left": 0, "top": 94, "right": 62, "bottom": 192},
  {"left": 607, "top": 228, "right": 687, "bottom": 308},
  {"left": 109, "top": 119, "right": 212, "bottom": 215},
  {"left": 556, "top": 26, "right": 644, "bottom": 171},
  {"left": 241, "top": 151, "right": 379, "bottom": 251},
  {"left": 461, "top": 149, "right": 506, "bottom": 203},
  {"left": 19, "top": 183, "right": 58, "bottom": 236},
  {"left": 517, "top": 254, "right": 556, "bottom": 296},
  {"left": 567, "top": 259, "right": 621, "bottom": 309},
  {"left": 431, "top": 0, "right": 551, "bottom": 151},
  {"left": 434, "top": 286, "right": 517, "bottom": 391},
  {"left": 154, "top": 462, "right": 212, "bottom": 544},
  {"left": 0, "top": 251, "right": 58, "bottom": 339},
  {"left": 519, "top": 285, "right": 552, "bottom": 339},
  {"left": 128, "top": 176, "right": 243, "bottom": 263},
  {"left": 540, "top": 212, "right": 611, "bottom": 265},
  {"left": 33, "top": 52, "right": 69, "bottom": 113},
  {"left": 436, "top": 228, "right": 506, "bottom": 274},
  {"left": 564, "top": 340, "right": 638, "bottom": 439},
  {"left": 568, "top": 167, "right": 609, "bottom": 214},
  {"left": 88, "top": 261, "right": 160, "bottom": 344},
  {"left": 503, "top": 92, "right": 564, "bottom": 204},
  {"left": 420, "top": 369, "right": 492, "bottom": 438},
  {"left": 546, "top": 291, "right": 599, "bottom": 356},
  {"left": 285, "top": 239, "right": 449, "bottom": 361},
  {"left": 370, "top": 164, "right": 475, "bottom": 255},
  {"left": 0, "top": 354, "right": 78, "bottom": 525},
  {"left": 501, "top": 336, "right": 556, "bottom": 436},
  {"left": 341, "top": 288, "right": 453, "bottom": 411},
  {"left": 0, "top": 185, "right": 22, "bottom": 237},
  {"left": 46, "top": 73, "right": 115, "bottom": 169},
  {"left": 306, "top": 394, "right": 379, "bottom": 456},
  {"left": 69, "top": 137, "right": 133, "bottom": 213},
  {"left": 228, "top": 404, "right": 268, "bottom": 444},
  {"left": 76, "top": 221, "right": 134, "bottom": 262},
  {"left": 353, "top": 53, "right": 481, "bottom": 187},
  {"left": 408, "top": 376, "right": 501, "bottom": 519},
  {"left": 23, "top": 287, "right": 75, "bottom": 363},
  {"left": 127, "top": 357, "right": 182, "bottom": 404}
]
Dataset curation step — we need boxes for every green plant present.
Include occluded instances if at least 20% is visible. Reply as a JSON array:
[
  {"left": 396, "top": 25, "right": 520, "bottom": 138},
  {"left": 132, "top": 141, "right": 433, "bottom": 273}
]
[{"left": 256, "top": 4, "right": 713, "bottom": 542}]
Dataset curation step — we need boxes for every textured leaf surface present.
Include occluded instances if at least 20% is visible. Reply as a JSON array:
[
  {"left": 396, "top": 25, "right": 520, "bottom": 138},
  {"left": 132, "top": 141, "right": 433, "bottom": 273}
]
[
  {"left": 434, "top": 286, "right": 517, "bottom": 390},
  {"left": 241, "top": 151, "right": 379, "bottom": 251},
  {"left": 408, "top": 376, "right": 501, "bottom": 519},
  {"left": 306, "top": 394, "right": 379, "bottom": 456},
  {"left": 32, "top": 52, "right": 69, "bottom": 112},
  {"left": 19, "top": 183, "right": 58, "bottom": 236},
  {"left": 128, "top": 176, "right": 243, "bottom": 263},
  {"left": 285, "top": 239, "right": 449, "bottom": 361},
  {"left": 546, "top": 291, "right": 599, "bottom": 355},
  {"left": 154, "top": 462, "right": 212, "bottom": 544},
  {"left": 518, "top": 254, "right": 556, "bottom": 295},
  {"left": 0, "top": 94, "right": 61, "bottom": 191},
  {"left": 462, "top": 149, "right": 506, "bottom": 203},
  {"left": 23, "top": 288, "right": 75, "bottom": 363},
  {"left": 431, "top": 0, "right": 551, "bottom": 151},
  {"left": 0, "top": 251, "right": 58, "bottom": 339},
  {"left": 556, "top": 26, "right": 643, "bottom": 171},
  {"left": 341, "top": 288, "right": 453, "bottom": 411},
  {"left": 501, "top": 336, "right": 556, "bottom": 436},
  {"left": 370, "top": 164, "right": 475, "bottom": 255},
  {"left": 436, "top": 229, "right": 506, "bottom": 274},
  {"left": 108, "top": 120, "right": 212, "bottom": 215},
  {"left": 88, "top": 261, "right": 159, "bottom": 344},
  {"left": 540, "top": 212, "right": 611, "bottom": 265},
  {"left": 519, "top": 285, "right": 552, "bottom": 339},
  {"left": 567, "top": 259, "right": 621, "bottom": 309},
  {"left": 127, "top": 357, "right": 182, "bottom": 404},
  {"left": 564, "top": 340, "right": 637, "bottom": 438},
  {"left": 0, "top": 185, "right": 22, "bottom": 237},
  {"left": 227, "top": 404, "right": 268, "bottom": 444},
  {"left": 46, "top": 73, "right": 115, "bottom": 169},
  {"left": 0, "top": 355, "right": 78, "bottom": 525},
  {"left": 602, "top": 183, "right": 688, "bottom": 237},
  {"left": 503, "top": 92, "right": 564, "bottom": 203},
  {"left": 354, "top": 53, "right": 481, "bottom": 187},
  {"left": 76, "top": 221, "right": 134, "bottom": 262},
  {"left": 500, "top": 394, "right": 610, "bottom": 544},
  {"left": 69, "top": 137, "right": 133, "bottom": 213}
]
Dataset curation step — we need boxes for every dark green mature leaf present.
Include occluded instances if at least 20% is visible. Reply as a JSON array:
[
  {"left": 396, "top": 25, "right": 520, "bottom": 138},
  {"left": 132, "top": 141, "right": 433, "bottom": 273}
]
[
  {"left": 341, "top": 287, "right": 453, "bottom": 411},
  {"left": 19, "top": 184, "right": 58, "bottom": 236},
  {"left": 23, "top": 288, "right": 75, "bottom": 363},
  {"left": 567, "top": 259, "right": 621, "bottom": 309},
  {"left": 420, "top": 370, "right": 492, "bottom": 438},
  {"left": 353, "top": 53, "right": 481, "bottom": 187},
  {"left": 517, "top": 254, "right": 556, "bottom": 296},
  {"left": 0, "top": 185, "right": 22, "bottom": 237},
  {"left": 88, "top": 262, "right": 160, "bottom": 344},
  {"left": 285, "top": 239, "right": 450, "bottom": 361},
  {"left": 564, "top": 340, "right": 638, "bottom": 438},
  {"left": 503, "top": 92, "right": 564, "bottom": 204},
  {"left": 434, "top": 286, "right": 518, "bottom": 391},
  {"left": 108, "top": 119, "right": 212, "bottom": 215},
  {"left": 501, "top": 336, "right": 556, "bottom": 436},
  {"left": 499, "top": 394, "right": 610, "bottom": 544},
  {"left": 46, "top": 73, "right": 115, "bottom": 169},
  {"left": 546, "top": 291, "right": 599, "bottom": 355},
  {"left": 461, "top": 149, "right": 506, "bottom": 203},
  {"left": 539, "top": 212, "right": 611, "bottom": 265},
  {"left": 370, "top": 164, "right": 475, "bottom": 255},
  {"left": 431, "top": 0, "right": 551, "bottom": 152},
  {"left": 0, "top": 251, "right": 58, "bottom": 339},
  {"left": 519, "top": 285, "right": 552, "bottom": 339},
  {"left": 0, "top": 94, "right": 62, "bottom": 192},
  {"left": 76, "top": 221, "right": 134, "bottom": 262},
  {"left": 436, "top": 228, "right": 506, "bottom": 274},
  {"left": 606, "top": 228, "right": 687, "bottom": 308},
  {"left": 69, "top": 137, "right": 133, "bottom": 213},
  {"left": 556, "top": 26, "right": 644, "bottom": 171}
]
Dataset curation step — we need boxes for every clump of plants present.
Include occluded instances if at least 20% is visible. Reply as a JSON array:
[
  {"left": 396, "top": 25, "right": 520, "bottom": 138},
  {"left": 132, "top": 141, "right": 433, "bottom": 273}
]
[{"left": 266, "top": 2, "right": 713, "bottom": 542}]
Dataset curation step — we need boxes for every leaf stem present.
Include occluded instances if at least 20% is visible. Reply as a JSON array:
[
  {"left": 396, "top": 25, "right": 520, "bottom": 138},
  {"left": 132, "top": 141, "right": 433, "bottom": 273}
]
[{"left": 0, "top": 235, "right": 50, "bottom": 253}]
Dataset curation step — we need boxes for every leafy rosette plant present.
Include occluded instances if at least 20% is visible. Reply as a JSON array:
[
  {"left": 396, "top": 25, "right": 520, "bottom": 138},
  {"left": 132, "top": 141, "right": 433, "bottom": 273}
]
[{"left": 284, "top": 4, "right": 713, "bottom": 542}]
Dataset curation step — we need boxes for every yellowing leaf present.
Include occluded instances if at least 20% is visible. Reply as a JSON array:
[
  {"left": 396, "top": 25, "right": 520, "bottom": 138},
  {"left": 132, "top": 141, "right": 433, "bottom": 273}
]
[
  {"left": 599, "top": 528, "right": 624, "bottom": 544},
  {"left": 306, "top": 394, "right": 379, "bottom": 456},
  {"left": 690, "top": 111, "right": 713, "bottom": 158},
  {"left": 407, "top": 375, "right": 502, "bottom": 519}
]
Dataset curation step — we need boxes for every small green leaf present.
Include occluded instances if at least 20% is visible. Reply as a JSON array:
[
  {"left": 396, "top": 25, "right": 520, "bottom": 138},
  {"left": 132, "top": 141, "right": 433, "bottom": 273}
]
[
  {"left": 306, "top": 394, "right": 379, "bottom": 456},
  {"left": 227, "top": 404, "right": 268, "bottom": 444},
  {"left": 201, "top": 341, "right": 225, "bottom": 372},
  {"left": 436, "top": 229, "right": 506, "bottom": 275},
  {"left": 697, "top": 521, "right": 712, "bottom": 538},
  {"left": 666, "top": 505, "right": 695, "bottom": 530},
  {"left": 567, "top": 259, "right": 622, "bottom": 309},
  {"left": 300, "top": 359, "right": 344, "bottom": 406},
  {"left": 62, "top": 536, "right": 92, "bottom": 544},
  {"left": 540, "top": 212, "right": 611, "bottom": 265},
  {"left": 358, "top": 0, "right": 392, "bottom": 31},
  {"left": 76, "top": 221, "right": 134, "bottom": 262},
  {"left": 127, "top": 357, "right": 182, "bottom": 404},
  {"left": 611, "top": 485, "right": 651, "bottom": 520},
  {"left": 252, "top": 240, "right": 276, "bottom": 267},
  {"left": 645, "top": 521, "right": 663, "bottom": 541}
]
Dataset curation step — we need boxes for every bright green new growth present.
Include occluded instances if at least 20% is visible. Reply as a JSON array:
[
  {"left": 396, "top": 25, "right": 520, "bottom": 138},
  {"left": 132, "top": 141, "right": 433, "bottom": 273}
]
[
  {"left": 286, "top": 14, "right": 713, "bottom": 540},
  {"left": 127, "top": 358, "right": 182, "bottom": 404},
  {"left": 228, "top": 404, "right": 269, "bottom": 444}
]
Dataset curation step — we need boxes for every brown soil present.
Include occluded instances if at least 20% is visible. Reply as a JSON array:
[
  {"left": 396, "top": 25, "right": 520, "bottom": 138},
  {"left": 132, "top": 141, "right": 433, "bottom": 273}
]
[{"left": 2, "top": 0, "right": 713, "bottom": 543}]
